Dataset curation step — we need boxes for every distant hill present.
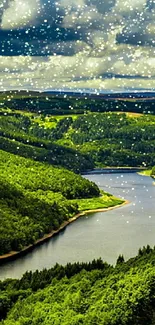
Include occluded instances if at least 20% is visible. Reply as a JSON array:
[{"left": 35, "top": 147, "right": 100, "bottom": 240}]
[
  {"left": 1, "top": 108, "right": 155, "bottom": 168},
  {"left": 0, "top": 90, "right": 155, "bottom": 114},
  {"left": 1, "top": 89, "right": 155, "bottom": 100}
]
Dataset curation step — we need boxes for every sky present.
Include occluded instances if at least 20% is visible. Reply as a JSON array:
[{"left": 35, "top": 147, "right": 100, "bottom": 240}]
[{"left": 0, "top": 0, "right": 155, "bottom": 91}]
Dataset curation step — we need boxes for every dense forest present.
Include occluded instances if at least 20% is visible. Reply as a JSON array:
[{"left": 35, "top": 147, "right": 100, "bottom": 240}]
[
  {"left": 1, "top": 245, "right": 155, "bottom": 324},
  {"left": 1, "top": 109, "right": 155, "bottom": 169},
  {"left": 0, "top": 91, "right": 155, "bottom": 115},
  {"left": 0, "top": 112, "right": 94, "bottom": 173},
  {"left": 1, "top": 107, "right": 134, "bottom": 257},
  {"left": 0, "top": 150, "right": 109, "bottom": 255},
  {"left": 67, "top": 113, "right": 155, "bottom": 167},
  {"left": 0, "top": 107, "right": 154, "bottom": 256},
  {"left": 1, "top": 99, "right": 155, "bottom": 324}
]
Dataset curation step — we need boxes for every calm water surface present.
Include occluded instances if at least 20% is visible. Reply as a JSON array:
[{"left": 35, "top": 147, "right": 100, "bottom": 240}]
[{"left": 0, "top": 173, "right": 155, "bottom": 280}]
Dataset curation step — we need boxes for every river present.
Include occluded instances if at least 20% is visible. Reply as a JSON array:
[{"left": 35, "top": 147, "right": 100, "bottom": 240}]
[{"left": 0, "top": 172, "right": 155, "bottom": 280}]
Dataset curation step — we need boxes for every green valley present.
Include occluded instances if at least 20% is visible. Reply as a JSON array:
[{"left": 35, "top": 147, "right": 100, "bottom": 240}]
[
  {"left": 1, "top": 105, "right": 155, "bottom": 256},
  {"left": 0, "top": 98, "right": 155, "bottom": 325},
  {"left": 1, "top": 108, "right": 155, "bottom": 170}
]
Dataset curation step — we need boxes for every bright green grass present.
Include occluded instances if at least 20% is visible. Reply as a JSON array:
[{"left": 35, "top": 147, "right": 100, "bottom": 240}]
[
  {"left": 138, "top": 170, "right": 152, "bottom": 176},
  {"left": 33, "top": 114, "right": 78, "bottom": 129},
  {"left": 70, "top": 193, "right": 124, "bottom": 212}
]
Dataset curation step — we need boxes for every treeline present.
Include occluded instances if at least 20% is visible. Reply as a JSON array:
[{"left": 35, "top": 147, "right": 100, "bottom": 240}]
[
  {"left": 1, "top": 94, "right": 155, "bottom": 114},
  {"left": 69, "top": 113, "right": 155, "bottom": 167},
  {"left": 0, "top": 150, "right": 99, "bottom": 255},
  {"left": 1, "top": 245, "right": 155, "bottom": 324},
  {"left": 0, "top": 179, "right": 78, "bottom": 254},
  {"left": 0, "top": 136, "right": 94, "bottom": 173},
  {"left": 1, "top": 110, "right": 155, "bottom": 169},
  {"left": 0, "top": 113, "right": 94, "bottom": 173},
  {"left": 0, "top": 150, "right": 99, "bottom": 199}
]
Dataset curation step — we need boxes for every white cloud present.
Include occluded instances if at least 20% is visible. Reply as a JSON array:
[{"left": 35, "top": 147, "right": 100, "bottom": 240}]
[
  {"left": 0, "top": 54, "right": 155, "bottom": 92},
  {"left": 1, "top": 0, "right": 40, "bottom": 29},
  {"left": 115, "top": 0, "right": 147, "bottom": 14},
  {"left": 62, "top": 5, "right": 102, "bottom": 29},
  {"left": 147, "top": 23, "right": 155, "bottom": 36},
  {"left": 0, "top": 0, "right": 154, "bottom": 91},
  {"left": 111, "top": 58, "right": 155, "bottom": 77}
]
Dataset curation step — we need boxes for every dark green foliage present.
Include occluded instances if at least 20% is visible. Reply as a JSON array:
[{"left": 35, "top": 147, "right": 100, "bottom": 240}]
[
  {"left": 0, "top": 136, "right": 94, "bottom": 173},
  {"left": 50, "top": 117, "right": 73, "bottom": 140},
  {"left": 1, "top": 103, "right": 155, "bottom": 324},
  {"left": 1, "top": 92, "right": 155, "bottom": 114},
  {"left": 0, "top": 258, "right": 109, "bottom": 321},
  {"left": 0, "top": 113, "right": 94, "bottom": 173},
  {"left": 0, "top": 293, "right": 11, "bottom": 320},
  {"left": 0, "top": 150, "right": 99, "bottom": 255},
  {"left": 1, "top": 248, "right": 155, "bottom": 324},
  {"left": 70, "top": 113, "right": 155, "bottom": 167},
  {"left": 0, "top": 150, "right": 99, "bottom": 199},
  {"left": 116, "top": 254, "right": 125, "bottom": 265},
  {"left": 0, "top": 178, "right": 78, "bottom": 254},
  {"left": 1, "top": 110, "right": 155, "bottom": 169}
]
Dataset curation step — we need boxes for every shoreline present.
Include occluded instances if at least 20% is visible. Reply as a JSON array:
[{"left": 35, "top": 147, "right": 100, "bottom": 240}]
[
  {"left": 137, "top": 172, "right": 155, "bottom": 184},
  {"left": 82, "top": 167, "right": 145, "bottom": 175},
  {"left": 0, "top": 199, "right": 129, "bottom": 265}
]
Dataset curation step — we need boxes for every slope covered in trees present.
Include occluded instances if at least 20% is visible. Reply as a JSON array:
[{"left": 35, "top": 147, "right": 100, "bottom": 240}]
[
  {"left": 0, "top": 150, "right": 99, "bottom": 199},
  {"left": 0, "top": 112, "right": 94, "bottom": 173},
  {"left": 1, "top": 246, "right": 155, "bottom": 324},
  {"left": 0, "top": 100, "right": 155, "bottom": 324},
  {"left": 0, "top": 90, "right": 155, "bottom": 114},
  {"left": 1, "top": 109, "right": 155, "bottom": 169},
  {"left": 0, "top": 177, "right": 78, "bottom": 255},
  {"left": 0, "top": 150, "right": 101, "bottom": 255},
  {"left": 0, "top": 150, "right": 123, "bottom": 256},
  {"left": 60, "top": 112, "right": 155, "bottom": 168}
]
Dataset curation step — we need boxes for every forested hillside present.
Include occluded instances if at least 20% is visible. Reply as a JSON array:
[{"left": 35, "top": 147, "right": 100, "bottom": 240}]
[
  {"left": 0, "top": 91, "right": 155, "bottom": 114},
  {"left": 1, "top": 102, "right": 155, "bottom": 324},
  {"left": 66, "top": 113, "right": 155, "bottom": 167},
  {"left": 1, "top": 109, "right": 155, "bottom": 169},
  {"left": 0, "top": 111, "right": 94, "bottom": 173},
  {"left": 0, "top": 150, "right": 99, "bottom": 255},
  {"left": 1, "top": 246, "right": 155, "bottom": 324},
  {"left": 0, "top": 150, "right": 123, "bottom": 255},
  {"left": 53, "top": 112, "right": 155, "bottom": 167},
  {"left": 1, "top": 107, "right": 154, "bottom": 256}
]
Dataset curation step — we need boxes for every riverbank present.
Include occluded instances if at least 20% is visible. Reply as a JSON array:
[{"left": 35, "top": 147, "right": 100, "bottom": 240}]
[
  {"left": 138, "top": 170, "right": 152, "bottom": 176},
  {"left": 83, "top": 167, "right": 146, "bottom": 175},
  {"left": 137, "top": 170, "right": 155, "bottom": 185},
  {"left": 0, "top": 199, "right": 129, "bottom": 265}
]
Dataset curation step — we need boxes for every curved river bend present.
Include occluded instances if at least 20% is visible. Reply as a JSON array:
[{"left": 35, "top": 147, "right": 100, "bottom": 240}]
[{"left": 0, "top": 173, "right": 155, "bottom": 280}]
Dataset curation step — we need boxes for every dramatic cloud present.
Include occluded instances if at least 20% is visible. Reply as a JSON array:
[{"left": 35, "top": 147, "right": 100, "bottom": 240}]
[
  {"left": 115, "top": 0, "right": 146, "bottom": 15},
  {"left": 1, "top": 0, "right": 41, "bottom": 29},
  {"left": 0, "top": 0, "right": 154, "bottom": 91}
]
